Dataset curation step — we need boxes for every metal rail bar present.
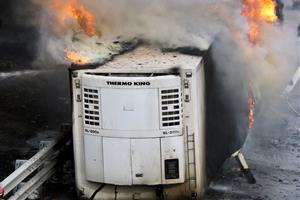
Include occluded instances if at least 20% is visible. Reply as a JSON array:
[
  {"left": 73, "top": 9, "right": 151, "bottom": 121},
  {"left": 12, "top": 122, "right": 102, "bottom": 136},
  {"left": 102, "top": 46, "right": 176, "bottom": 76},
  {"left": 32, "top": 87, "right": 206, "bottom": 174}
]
[
  {"left": 0, "top": 141, "right": 56, "bottom": 197},
  {"left": 8, "top": 160, "right": 57, "bottom": 200},
  {"left": 0, "top": 129, "right": 70, "bottom": 199}
]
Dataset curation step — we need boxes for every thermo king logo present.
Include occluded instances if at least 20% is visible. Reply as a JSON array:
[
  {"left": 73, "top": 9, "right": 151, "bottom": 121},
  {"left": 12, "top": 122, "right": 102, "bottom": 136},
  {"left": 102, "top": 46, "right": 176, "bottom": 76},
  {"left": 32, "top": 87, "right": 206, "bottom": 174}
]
[{"left": 106, "top": 81, "right": 150, "bottom": 86}]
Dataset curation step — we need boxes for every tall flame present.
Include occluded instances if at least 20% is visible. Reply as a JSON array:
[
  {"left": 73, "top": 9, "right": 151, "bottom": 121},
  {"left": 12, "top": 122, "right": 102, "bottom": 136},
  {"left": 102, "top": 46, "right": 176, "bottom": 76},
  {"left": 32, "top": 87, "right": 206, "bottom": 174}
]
[
  {"left": 67, "top": 0, "right": 97, "bottom": 37},
  {"left": 248, "top": 88, "right": 255, "bottom": 128},
  {"left": 46, "top": 0, "right": 98, "bottom": 63},
  {"left": 48, "top": 0, "right": 97, "bottom": 37},
  {"left": 242, "top": 0, "right": 278, "bottom": 43}
]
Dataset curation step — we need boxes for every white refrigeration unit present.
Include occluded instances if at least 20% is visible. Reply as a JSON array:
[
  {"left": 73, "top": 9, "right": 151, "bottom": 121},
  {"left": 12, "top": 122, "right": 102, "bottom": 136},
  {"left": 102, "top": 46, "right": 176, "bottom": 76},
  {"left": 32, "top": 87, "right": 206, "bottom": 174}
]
[{"left": 70, "top": 46, "right": 250, "bottom": 199}]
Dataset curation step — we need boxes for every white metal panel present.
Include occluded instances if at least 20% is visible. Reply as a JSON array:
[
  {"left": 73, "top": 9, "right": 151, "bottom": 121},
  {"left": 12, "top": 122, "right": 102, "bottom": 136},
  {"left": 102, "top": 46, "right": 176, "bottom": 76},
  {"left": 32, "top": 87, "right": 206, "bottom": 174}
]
[
  {"left": 131, "top": 139, "right": 161, "bottom": 185},
  {"left": 193, "top": 62, "right": 206, "bottom": 195},
  {"left": 103, "top": 138, "right": 132, "bottom": 185},
  {"left": 101, "top": 88, "right": 159, "bottom": 131},
  {"left": 84, "top": 135, "right": 104, "bottom": 182},
  {"left": 71, "top": 46, "right": 207, "bottom": 199},
  {"left": 161, "top": 136, "right": 185, "bottom": 184}
]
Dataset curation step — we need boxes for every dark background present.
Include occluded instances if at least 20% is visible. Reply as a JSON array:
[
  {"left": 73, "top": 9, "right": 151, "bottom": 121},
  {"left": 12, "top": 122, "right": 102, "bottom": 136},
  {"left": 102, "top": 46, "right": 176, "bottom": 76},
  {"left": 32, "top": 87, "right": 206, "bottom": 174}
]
[{"left": 0, "top": 0, "right": 71, "bottom": 181}]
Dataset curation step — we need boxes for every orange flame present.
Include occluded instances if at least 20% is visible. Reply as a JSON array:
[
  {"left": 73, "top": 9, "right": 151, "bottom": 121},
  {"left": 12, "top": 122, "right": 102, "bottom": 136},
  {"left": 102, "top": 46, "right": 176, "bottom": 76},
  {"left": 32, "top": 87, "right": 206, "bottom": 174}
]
[
  {"left": 47, "top": 0, "right": 97, "bottom": 37},
  {"left": 242, "top": 0, "right": 277, "bottom": 43},
  {"left": 67, "top": 0, "right": 97, "bottom": 37},
  {"left": 248, "top": 90, "right": 255, "bottom": 128},
  {"left": 64, "top": 50, "right": 89, "bottom": 64}
]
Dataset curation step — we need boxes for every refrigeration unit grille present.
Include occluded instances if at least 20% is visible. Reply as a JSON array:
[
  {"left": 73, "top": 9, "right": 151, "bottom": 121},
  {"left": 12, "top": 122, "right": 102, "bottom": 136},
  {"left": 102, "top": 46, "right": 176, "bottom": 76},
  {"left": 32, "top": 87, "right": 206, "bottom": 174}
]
[
  {"left": 160, "top": 88, "right": 181, "bottom": 127},
  {"left": 83, "top": 88, "right": 100, "bottom": 127}
]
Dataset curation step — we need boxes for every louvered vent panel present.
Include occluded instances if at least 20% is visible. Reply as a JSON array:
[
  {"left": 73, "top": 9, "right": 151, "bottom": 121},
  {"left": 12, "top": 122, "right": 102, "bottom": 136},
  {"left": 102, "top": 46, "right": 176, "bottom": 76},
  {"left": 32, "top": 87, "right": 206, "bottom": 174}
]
[
  {"left": 83, "top": 88, "right": 100, "bottom": 127},
  {"left": 160, "top": 88, "right": 181, "bottom": 127}
]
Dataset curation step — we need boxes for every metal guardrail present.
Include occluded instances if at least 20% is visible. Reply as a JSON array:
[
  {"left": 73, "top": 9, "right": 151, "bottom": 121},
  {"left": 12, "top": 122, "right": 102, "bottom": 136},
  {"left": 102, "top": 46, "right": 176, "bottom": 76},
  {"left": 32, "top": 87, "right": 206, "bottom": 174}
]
[
  {"left": 7, "top": 160, "right": 57, "bottom": 200},
  {"left": 0, "top": 125, "right": 71, "bottom": 200}
]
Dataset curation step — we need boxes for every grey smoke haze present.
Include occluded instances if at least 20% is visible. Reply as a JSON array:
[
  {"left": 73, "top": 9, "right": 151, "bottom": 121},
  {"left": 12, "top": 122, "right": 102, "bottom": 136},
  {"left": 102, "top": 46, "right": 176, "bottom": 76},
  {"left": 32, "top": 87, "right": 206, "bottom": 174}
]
[
  {"left": 83, "top": 0, "right": 244, "bottom": 47},
  {"left": 28, "top": 0, "right": 299, "bottom": 93},
  {"left": 31, "top": 0, "right": 246, "bottom": 64}
]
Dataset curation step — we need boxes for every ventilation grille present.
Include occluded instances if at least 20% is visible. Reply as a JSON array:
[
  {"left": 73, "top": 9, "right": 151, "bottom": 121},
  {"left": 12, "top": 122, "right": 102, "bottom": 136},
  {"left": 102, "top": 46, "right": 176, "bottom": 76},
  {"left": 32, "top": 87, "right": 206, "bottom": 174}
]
[
  {"left": 83, "top": 88, "right": 100, "bottom": 127},
  {"left": 160, "top": 88, "right": 181, "bottom": 127}
]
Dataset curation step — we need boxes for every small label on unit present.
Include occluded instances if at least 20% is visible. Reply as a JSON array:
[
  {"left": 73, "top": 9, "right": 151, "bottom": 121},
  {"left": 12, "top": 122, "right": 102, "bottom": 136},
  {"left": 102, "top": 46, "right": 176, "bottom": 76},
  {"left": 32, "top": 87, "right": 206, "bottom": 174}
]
[
  {"left": 84, "top": 128, "right": 100, "bottom": 135},
  {"left": 106, "top": 81, "right": 150, "bottom": 86},
  {"left": 163, "top": 130, "right": 180, "bottom": 135}
]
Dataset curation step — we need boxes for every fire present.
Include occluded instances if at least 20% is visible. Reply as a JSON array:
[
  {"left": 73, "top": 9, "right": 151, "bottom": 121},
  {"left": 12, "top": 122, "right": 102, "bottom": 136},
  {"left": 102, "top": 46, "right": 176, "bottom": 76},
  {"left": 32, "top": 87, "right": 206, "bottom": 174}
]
[
  {"left": 242, "top": 0, "right": 278, "bottom": 43},
  {"left": 47, "top": 0, "right": 97, "bottom": 64},
  {"left": 64, "top": 50, "right": 89, "bottom": 64},
  {"left": 47, "top": 0, "right": 97, "bottom": 37},
  {"left": 67, "top": 0, "right": 97, "bottom": 37},
  {"left": 248, "top": 91, "right": 255, "bottom": 128}
]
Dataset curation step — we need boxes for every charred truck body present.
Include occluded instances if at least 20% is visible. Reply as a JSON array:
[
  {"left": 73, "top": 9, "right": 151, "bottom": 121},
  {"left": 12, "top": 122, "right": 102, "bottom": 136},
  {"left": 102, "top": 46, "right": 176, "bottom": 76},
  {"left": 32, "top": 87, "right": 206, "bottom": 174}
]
[{"left": 70, "top": 46, "right": 249, "bottom": 200}]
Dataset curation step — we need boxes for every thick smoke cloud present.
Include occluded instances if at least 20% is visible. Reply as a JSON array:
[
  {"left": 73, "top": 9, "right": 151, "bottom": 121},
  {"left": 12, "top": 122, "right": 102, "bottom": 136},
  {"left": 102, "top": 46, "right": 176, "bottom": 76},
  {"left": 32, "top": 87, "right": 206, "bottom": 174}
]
[
  {"left": 29, "top": 0, "right": 247, "bottom": 65},
  {"left": 17, "top": 0, "right": 300, "bottom": 93},
  {"left": 81, "top": 0, "right": 244, "bottom": 48}
]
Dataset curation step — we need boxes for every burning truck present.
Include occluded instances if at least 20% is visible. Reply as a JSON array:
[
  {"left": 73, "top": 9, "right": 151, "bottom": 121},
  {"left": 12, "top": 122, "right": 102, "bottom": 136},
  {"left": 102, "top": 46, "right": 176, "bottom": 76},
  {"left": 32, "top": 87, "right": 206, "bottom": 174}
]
[
  {"left": 29, "top": 0, "right": 283, "bottom": 199},
  {"left": 0, "top": 0, "right": 296, "bottom": 199}
]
